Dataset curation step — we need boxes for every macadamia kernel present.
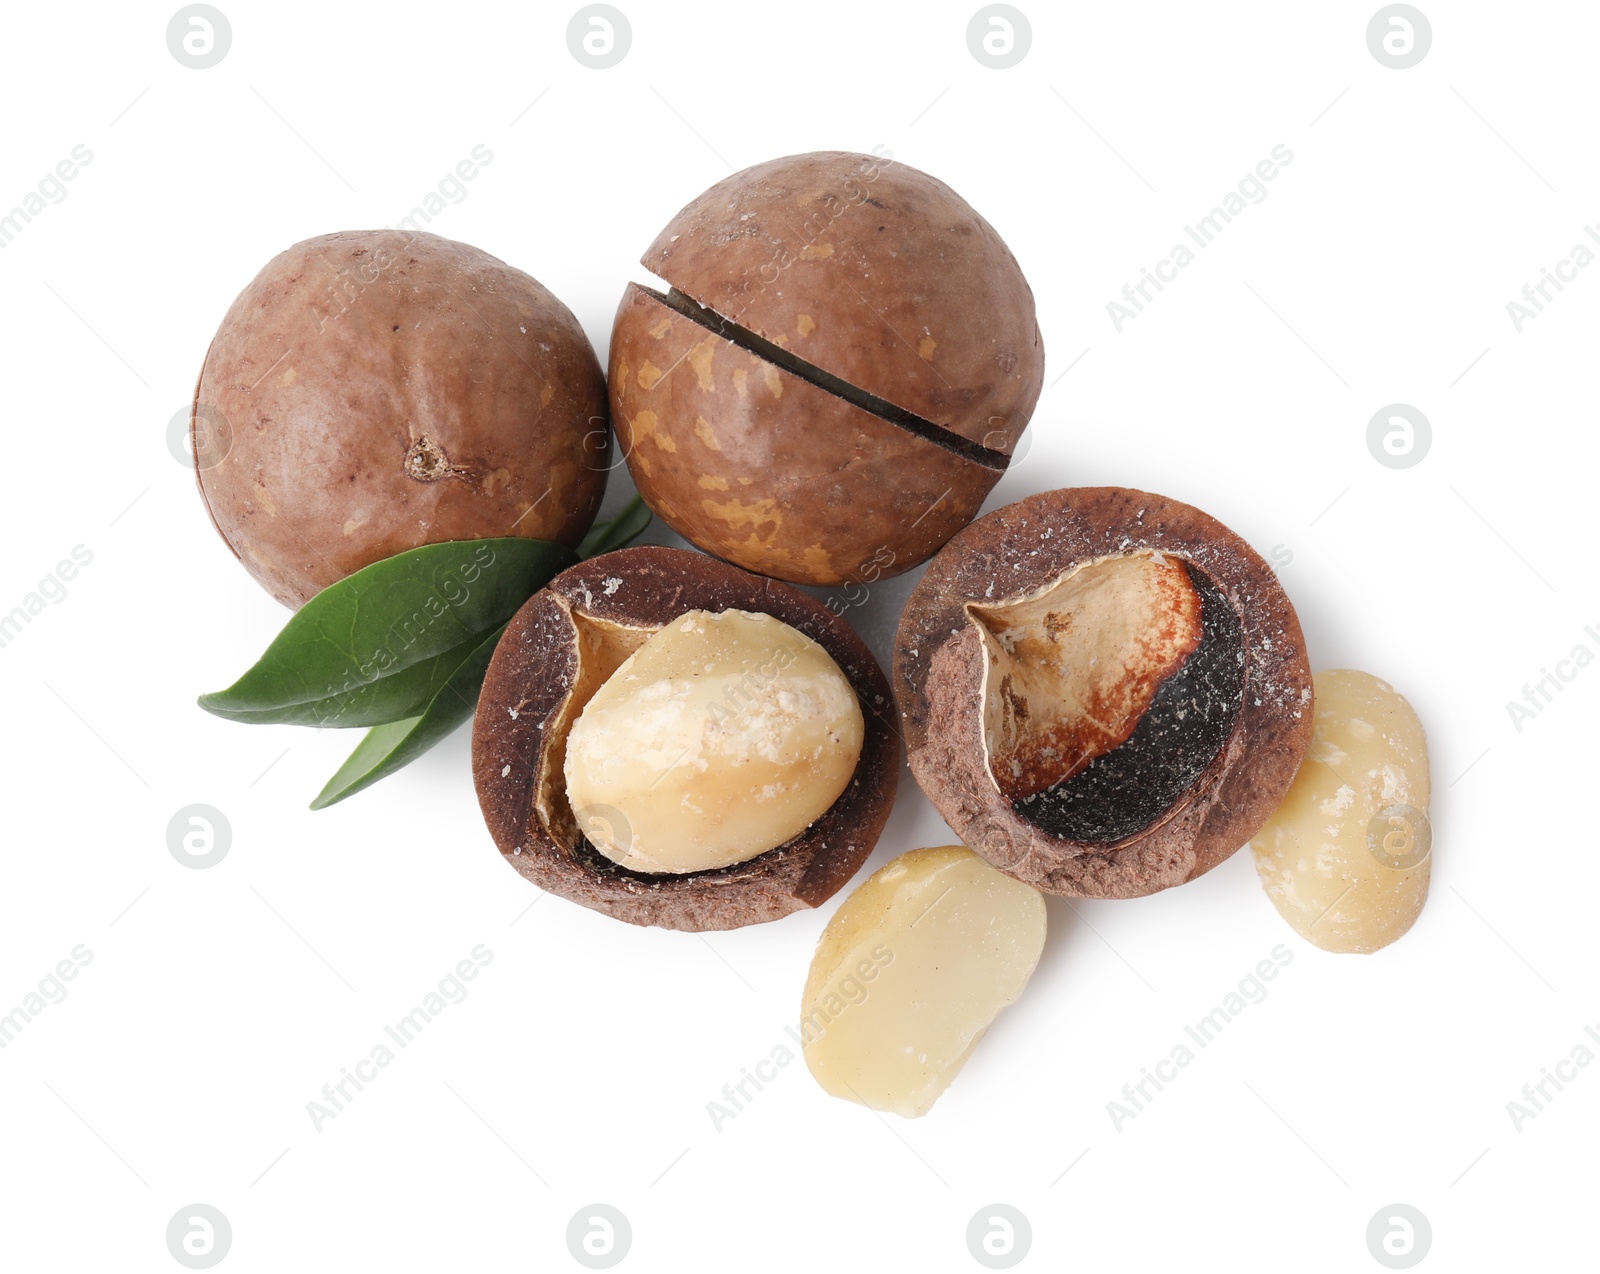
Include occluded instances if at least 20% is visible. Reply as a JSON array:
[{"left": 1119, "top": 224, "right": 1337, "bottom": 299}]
[
  {"left": 564, "top": 609, "right": 863, "bottom": 874},
  {"left": 1251, "top": 669, "right": 1431, "bottom": 954},
  {"left": 801, "top": 846, "right": 1047, "bottom": 1118}
]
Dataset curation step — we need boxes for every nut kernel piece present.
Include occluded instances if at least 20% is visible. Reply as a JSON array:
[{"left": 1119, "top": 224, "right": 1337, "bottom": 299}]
[
  {"left": 969, "top": 551, "right": 1204, "bottom": 800},
  {"left": 1251, "top": 669, "right": 1431, "bottom": 954},
  {"left": 563, "top": 609, "right": 864, "bottom": 874},
  {"left": 801, "top": 847, "right": 1047, "bottom": 1118}
]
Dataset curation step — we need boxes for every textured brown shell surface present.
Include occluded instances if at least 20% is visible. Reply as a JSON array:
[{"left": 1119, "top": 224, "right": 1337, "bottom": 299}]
[
  {"left": 195, "top": 230, "right": 608, "bottom": 607},
  {"left": 894, "top": 487, "right": 1314, "bottom": 899},
  {"left": 609, "top": 283, "right": 998, "bottom": 586},
  {"left": 644, "top": 151, "right": 1043, "bottom": 453},
  {"left": 471, "top": 545, "right": 900, "bottom": 931}
]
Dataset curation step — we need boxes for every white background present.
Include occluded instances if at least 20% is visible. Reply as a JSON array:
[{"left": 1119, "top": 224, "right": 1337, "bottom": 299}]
[{"left": 1, "top": 1, "right": 1595, "bottom": 1270}]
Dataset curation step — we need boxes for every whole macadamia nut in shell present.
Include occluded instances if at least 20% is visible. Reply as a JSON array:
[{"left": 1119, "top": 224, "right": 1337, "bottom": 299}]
[
  {"left": 194, "top": 230, "right": 609, "bottom": 607},
  {"left": 610, "top": 151, "right": 1043, "bottom": 586}
]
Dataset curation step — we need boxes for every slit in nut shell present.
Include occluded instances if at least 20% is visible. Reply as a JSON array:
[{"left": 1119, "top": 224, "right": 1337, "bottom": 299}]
[
  {"left": 609, "top": 150, "right": 1044, "bottom": 586},
  {"left": 472, "top": 545, "right": 898, "bottom": 931},
  {"left": 893, "top": 487, "right": 1312, "bottom": 900}
]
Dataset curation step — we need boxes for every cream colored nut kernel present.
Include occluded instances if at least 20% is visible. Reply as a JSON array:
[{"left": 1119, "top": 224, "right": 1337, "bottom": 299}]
[
  {"left": 968, "top": 551, "right": 1202, "bottom": 800},
  {"left": 801, "top": 846, "right": 1047, "bottom": 1118},
  {"left": 1251, "top": 669, "right": 1431, "bottom": 954},
  {"left": 563, "top": 608, "right": 864, "bottom": 873}
]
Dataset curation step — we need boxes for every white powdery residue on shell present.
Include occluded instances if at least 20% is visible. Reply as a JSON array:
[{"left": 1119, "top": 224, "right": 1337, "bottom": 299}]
[{"left": 602, "top": 577, "right": 623, "bottom": 596}]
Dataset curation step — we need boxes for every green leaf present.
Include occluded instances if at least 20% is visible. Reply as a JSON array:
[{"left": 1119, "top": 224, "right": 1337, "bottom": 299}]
[
  {"left": 310, "top": 624, "right": 505, "bottom": 809},
  {"left": 579, "top": 493, "right": 652, "bottom": 559},
  {"left": 198, "top": 538, "right": 575, "bottom": 728},
  {"left": 307, "top": 497, "right": 655, "bottom": 807}
]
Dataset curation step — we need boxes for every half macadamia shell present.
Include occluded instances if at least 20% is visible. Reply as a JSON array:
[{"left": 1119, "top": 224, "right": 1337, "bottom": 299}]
[
  {"left": 894, "top": 487, "right": 1313, "bottom": 900},
  {"left": 473, "top": 546, "right": 899, "bottom": 930}
]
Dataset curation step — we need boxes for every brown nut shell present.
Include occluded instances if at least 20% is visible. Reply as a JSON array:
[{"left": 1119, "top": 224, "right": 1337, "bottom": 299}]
[
  {"left": 645, "top": 150, "right": 1043, "bottom": 453},
  {"left": 609, "top": 283, "right": 1000, "bottom": 586},
  {"left": 195, "top": 230, "right": 608, "bottom": 608},
  {"left": 894, "top": 487, "right": 1313, "bottom": 900},
  {"left": 472, "top": 545, "right": 899, "bottom": 930}
]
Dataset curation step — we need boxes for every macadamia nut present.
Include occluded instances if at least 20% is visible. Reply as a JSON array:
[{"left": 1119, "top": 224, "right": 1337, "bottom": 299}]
[
  {"left": 1251, "top": 669, "right": 1431, "bottom": 954},
  {"left": 564, "top": 609, "right": 864, "bottom": 874},
  {"left": 801, "top": 846, "right": 1047, "bottom": 1118},
  {"left": 894, "top": 487, "right": 1312, "bottom": 899}
]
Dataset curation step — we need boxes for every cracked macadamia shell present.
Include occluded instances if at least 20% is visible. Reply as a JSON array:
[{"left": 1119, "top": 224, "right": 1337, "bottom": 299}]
[
  {"left": 194, "top": 230, "right": 608, "bottom": 607},
  {"left": 644, "top": 150, "right": 1043, "bottom": 452},
  {"left": 609, "top": 283, "right": 1000, "bottom": 586},
  {"left": 894, "top": 487, "right": 1314, "bottom": 900},
  {"left": 610, "top": 151, "right": 1043, "bottom": 586},
  {"left": 472, "top": 546, "right": 899, "bottom": 931}
]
